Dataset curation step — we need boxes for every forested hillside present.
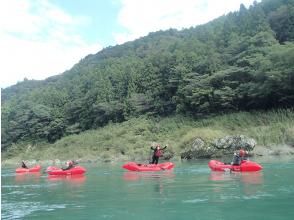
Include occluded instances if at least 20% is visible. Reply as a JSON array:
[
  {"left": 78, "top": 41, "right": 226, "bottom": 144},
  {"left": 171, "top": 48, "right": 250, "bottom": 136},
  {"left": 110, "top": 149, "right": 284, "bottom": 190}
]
[{"left": 2, "top": 0, "right": 294, "bottom": 151}]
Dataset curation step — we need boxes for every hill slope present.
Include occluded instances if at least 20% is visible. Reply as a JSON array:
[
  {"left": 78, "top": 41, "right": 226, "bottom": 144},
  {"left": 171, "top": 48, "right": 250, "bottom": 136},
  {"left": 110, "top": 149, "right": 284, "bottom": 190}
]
[{"left": 2, "top": 0, "right": 294, "bottom": 151}]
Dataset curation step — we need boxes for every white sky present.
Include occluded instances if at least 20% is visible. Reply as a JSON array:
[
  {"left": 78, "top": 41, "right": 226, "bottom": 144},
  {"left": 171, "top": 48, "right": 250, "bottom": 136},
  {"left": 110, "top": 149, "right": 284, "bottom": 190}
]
[{"left": 0, "top": 0, "right": 260, "bottom": 88}]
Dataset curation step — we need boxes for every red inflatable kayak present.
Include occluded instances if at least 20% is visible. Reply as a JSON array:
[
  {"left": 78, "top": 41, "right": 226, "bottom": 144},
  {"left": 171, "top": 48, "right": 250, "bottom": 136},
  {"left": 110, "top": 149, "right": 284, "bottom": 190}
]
[
  {"left": 208, "top": 160, "right": 262, "bottom": 172},
  {"left": 46, "top": 166, "right": 86, "bottom": 175},
  {"left": 122, "top": 162, "right": 174, "bottom": 171},
  {"left": 15, "top": 165, "right": 41, "bottom": 173}
]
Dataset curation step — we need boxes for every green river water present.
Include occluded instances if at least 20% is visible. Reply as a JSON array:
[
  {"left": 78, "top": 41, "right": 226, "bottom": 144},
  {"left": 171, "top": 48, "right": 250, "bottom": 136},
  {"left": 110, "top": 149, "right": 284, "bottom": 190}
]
[{"left": 2, "top": 158, "right": 294, "bottom": 220}]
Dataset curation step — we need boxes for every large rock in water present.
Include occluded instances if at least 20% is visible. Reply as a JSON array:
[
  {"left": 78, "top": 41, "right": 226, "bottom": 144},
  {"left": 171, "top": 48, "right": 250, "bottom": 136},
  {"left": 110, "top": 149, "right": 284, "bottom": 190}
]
[
  {"left": 213, "top": 135, "right": 256, "bottom": 151},
  {"left": 181, "top": 138, "right": 216, "bottom": 159},
  {"left": 180, "top": 135, "right": 256, "bottom": 159}
]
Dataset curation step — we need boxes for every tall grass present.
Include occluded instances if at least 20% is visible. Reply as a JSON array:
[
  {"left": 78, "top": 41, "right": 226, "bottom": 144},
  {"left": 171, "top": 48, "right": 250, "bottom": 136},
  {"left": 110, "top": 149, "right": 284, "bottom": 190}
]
[{"left": 3, "top": 109, "right": 294, "bottom": 162}]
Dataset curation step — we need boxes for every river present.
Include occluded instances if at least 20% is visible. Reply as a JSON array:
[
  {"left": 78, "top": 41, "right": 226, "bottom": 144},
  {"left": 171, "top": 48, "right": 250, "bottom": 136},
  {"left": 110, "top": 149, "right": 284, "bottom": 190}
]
[{"left": 2, "top": 158, "right": 294, "bottom": 220}]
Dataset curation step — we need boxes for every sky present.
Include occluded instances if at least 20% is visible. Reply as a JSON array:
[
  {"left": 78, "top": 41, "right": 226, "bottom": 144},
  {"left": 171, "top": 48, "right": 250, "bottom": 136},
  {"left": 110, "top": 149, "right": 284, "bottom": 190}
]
[{"left": 0, "top": 0, "right": 261, "bottom": 88}]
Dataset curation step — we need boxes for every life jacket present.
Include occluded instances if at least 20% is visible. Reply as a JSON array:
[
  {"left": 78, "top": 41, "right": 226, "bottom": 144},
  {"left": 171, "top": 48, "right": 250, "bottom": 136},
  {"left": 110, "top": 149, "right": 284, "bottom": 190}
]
[{"left": 155, "top": 149, "right": 163, "bottom": 157}]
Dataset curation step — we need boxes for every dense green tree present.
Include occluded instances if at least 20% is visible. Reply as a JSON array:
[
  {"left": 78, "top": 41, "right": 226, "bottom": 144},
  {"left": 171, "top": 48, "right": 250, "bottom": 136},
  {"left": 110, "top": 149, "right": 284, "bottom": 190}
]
[{"left": 268, "top": 4, "right": 294, "bottom": 42}]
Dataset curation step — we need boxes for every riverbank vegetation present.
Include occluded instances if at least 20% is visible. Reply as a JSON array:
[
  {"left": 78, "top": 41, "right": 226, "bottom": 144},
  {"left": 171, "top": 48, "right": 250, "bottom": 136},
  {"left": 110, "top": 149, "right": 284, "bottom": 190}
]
[{"left": 2, "top": 109, "right": 293, "bottom": 163}]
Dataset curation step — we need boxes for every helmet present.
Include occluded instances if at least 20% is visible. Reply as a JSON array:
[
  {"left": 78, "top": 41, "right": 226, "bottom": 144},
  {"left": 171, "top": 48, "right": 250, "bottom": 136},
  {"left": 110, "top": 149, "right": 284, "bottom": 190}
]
[{"left": 239, "top": 149, "right": 245, "bottom": 157}]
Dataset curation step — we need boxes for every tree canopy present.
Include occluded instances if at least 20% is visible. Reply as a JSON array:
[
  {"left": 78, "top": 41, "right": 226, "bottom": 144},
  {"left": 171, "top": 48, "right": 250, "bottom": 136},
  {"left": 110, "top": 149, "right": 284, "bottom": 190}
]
[{"left": 2, "top": 0, "right": 294, "bottom": 150}]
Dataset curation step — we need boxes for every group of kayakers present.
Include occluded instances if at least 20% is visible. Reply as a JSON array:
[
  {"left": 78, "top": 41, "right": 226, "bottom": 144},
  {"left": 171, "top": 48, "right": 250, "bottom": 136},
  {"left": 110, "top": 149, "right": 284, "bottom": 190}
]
[
  {"left": 21, "top": 160, "right": 77, "bottom": 171},
  {"left": 21, "top": 144, "right": 167, "bottom": 170},
  {"left": 20, "top": 143, "right": 168, "bottom": 171},
  {"left": 20, "top": 144, "right": 248, "bottom": 170},
  {"left": 150, "top": 144, "right": 249, "bottom": 166}
]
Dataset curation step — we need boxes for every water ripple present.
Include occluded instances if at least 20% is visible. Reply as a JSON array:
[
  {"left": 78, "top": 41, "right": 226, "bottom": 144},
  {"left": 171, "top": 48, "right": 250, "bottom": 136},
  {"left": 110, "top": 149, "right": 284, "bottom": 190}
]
[
  {"left": 182, "top": 198, "right": 209, "bottom": 203},
  {"left": 1, "top": 201, "right": 66, "bottom": 220}
]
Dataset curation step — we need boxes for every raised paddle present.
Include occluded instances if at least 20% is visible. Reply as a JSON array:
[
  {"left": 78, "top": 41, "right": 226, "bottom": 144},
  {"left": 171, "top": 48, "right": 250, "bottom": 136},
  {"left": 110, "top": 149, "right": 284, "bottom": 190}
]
[{"left": 148, "top": 148, "right": 154, "bottom": 164}]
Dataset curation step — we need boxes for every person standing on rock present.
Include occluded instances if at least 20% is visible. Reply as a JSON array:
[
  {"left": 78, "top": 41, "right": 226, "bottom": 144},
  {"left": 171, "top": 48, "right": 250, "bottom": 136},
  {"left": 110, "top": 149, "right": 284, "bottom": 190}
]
[{"left": 150, "top": 144, "right": 167, "bottom": 164}]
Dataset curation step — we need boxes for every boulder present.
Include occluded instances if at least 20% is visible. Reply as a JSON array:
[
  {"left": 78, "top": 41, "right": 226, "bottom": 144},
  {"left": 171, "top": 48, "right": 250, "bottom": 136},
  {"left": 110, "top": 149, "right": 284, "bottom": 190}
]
[
  {"left": 181, "top": 138, "right": 216, "bottom": 159},
  {"left": 180, "top": 135, "right": 256, "bottom": 159},
  {"left": 213, "top": 135, "right": 256, "bottom": 151},
  {"left": 162, "top": 148, "right": 175, "bottom": 160}
]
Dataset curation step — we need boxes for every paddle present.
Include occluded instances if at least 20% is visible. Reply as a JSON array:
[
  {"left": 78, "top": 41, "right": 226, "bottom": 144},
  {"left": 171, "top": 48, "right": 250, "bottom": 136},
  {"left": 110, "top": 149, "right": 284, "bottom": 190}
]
[
  {"left": 72, "top": 159, "right": 80, "bottom": 165},
  {"left": 148, "top": 148, "right": 154, "bottom": 164},
  {"left": 148, "top": 143, "right": 156, "bottom": 164}
]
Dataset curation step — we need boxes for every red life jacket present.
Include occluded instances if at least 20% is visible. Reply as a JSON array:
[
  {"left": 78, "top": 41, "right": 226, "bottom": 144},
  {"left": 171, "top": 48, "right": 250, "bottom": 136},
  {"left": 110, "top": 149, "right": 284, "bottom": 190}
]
[{"left": 155, "top": 149, "right": 163, "bottom": 157}]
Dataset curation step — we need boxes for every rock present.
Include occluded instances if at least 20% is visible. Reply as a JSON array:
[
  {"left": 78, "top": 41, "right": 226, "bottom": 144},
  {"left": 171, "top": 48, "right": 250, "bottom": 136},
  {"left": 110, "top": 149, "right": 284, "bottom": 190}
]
[
  {"left": 213, "top": 135, "right": 256, "bottom": 151},
  {"left": 181, "top": 138, "right": 216, "bottom": 159},
  {"left": 180, "top": 135, "right": 257, "bottom": 160},
  {"left": 162, "top": 149, "right": 175, "bottom": 160}
]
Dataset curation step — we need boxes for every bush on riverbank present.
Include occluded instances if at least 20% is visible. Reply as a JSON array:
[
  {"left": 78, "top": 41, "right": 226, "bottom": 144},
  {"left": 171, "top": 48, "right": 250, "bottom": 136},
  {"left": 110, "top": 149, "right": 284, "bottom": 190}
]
[{"left": 2, "top": 109, "right": 294, "bottom": 164}]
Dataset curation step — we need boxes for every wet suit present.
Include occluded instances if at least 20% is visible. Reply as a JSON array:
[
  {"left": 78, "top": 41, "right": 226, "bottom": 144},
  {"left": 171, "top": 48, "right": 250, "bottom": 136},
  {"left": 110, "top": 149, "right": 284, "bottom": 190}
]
[
  {"left": 232, "top": 150, "right": 247, "bottom": 165},
  {"left": 150, "top": 146, "right": 167, "bottom": 164},
  {"left": 232, "top": 154, "right": 241, "bottom": 165}
]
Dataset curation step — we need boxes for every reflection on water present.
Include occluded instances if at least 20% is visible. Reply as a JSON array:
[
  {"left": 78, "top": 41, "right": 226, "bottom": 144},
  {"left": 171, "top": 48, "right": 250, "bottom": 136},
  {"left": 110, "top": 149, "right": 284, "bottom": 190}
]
[
  {"left": 47, "top": 174, "right": 86, "bottom": 186},
  {"left": 15, "top": 172, "right": 41, "bottom": 183},
  {"left": 122, "top": 171, "right": 175, "bottom": 181},
  {"left": 123, "top": 171, "right": 175, "bottom": 197},
  {"left": 241, "top": 172, "right": 263, "bottom": 185},
  {"left": 209, "top": 171, "right": 263, "bottom": 185},
  {"left": 209, "top": 171, "right": 265, "bottom": 199}
]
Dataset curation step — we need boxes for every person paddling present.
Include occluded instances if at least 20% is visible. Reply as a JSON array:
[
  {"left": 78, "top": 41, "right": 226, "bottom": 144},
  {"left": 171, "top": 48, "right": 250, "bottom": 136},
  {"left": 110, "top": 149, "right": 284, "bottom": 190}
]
[
  {"left": 62, "top": 160, "right": 76, "bottom": 171},
  {"left": 232, "top": 148, "right": 248, "bottom": 165},
  {"left": 150, "top": 144, "right": 167, "bottom": 164},
  {"left": 21, "top": 161, "right": 28, "bottom": 169}
]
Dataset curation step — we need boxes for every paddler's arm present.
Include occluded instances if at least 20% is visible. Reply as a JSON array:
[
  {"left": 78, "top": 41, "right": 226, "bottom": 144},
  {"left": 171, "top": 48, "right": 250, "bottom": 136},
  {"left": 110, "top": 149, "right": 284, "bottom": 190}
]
[{"left": 161, "top": 145, "right": 168, "bottom": 150}]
